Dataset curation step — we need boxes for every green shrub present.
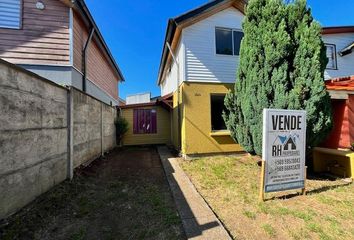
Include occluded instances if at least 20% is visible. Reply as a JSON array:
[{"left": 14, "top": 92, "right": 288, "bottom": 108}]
[
  {"left": 115, "top": 117, "right": 129, "bottom": 145},
  {"left": 223, "top": 0, "right": 332, "bottom": 155}
]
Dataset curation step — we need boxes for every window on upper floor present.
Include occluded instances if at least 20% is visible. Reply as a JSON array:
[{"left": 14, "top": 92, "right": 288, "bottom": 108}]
[
  {"left": 133, "top": 109, "right": 157, "bottom": 134},
  {"left": 211, "top": 94, "right": 228, "bottom": 131},
  {"left": 215, "top": 27, "right": 244, "bottom": 56},
  {"left": 0, "top": 0, "right": 22, "bottom": 29},
  {"left": 325, "top": 43, "right": 338, "bottom": 70}
]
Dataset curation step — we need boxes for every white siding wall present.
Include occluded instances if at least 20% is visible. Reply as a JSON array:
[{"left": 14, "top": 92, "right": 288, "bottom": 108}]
[
  {"left": 183, "top": 8, "right": 244, "bottom": 83},
  {"left": 161, "top": 38, "right": 185, "bottom": 96},
  {"left": 126, "top": 93, "right": 151, "bottom": 105},
  {"left": 323, "top": 33, "right": 354, "bottom": 80},
  {"left": 160, "top": 6, "right": 354, "bottom": 96}
]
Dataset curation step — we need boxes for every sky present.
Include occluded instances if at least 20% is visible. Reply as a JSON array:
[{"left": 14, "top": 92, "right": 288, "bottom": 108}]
[{"left": 85, "top": 0, "right": 354, "bottom": 100}]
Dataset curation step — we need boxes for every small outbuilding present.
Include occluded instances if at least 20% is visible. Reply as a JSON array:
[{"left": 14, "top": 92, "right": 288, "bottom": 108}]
[{"left": 119, "top": 94, "right": 172, "bottom": 146}]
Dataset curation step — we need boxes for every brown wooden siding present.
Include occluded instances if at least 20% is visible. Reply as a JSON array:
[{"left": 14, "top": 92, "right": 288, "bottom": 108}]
[
  {"left": 0, "top": 0, "right": 70, "bottom": 65},
  {"left": 73, "top": 12, "right": 119, "bottom": 100},
  {"left": 87, "top": 41, "right": 119, "bottom": 100},
  {"left": 73, "top": 11, "right": 87, "bottom": 72}
]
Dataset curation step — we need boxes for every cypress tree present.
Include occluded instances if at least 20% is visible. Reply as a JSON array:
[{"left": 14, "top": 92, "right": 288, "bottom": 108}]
[{"left": 224, "top": 0, "right": 332, "bottom": 156}]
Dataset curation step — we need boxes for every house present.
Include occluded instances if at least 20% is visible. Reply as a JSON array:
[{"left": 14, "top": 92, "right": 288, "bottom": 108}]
[
  {"left": 157, "top": 0, "right": 246, "bottom": 157},
  {"left": 0, "top": 0, "right": 124, "bottom": 105},
  {"left": 323, "top": 77, "right": 354, "bottom": 149},
  {"left": 156, "top": 0, "right": 354, "bottom": 157},
  {"left": 322, "top": 26, "right": 354, "bottom": 81},
  {"left": 314, "top": 28, "right": 354, "bottom": 178},
  {"left": 313, "top": 77, "right": 354, "bottom": 178}
]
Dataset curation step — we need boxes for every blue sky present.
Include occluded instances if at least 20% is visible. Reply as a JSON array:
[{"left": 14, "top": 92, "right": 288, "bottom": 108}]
[{"left": 85, "top": 0, "right": 354, "bottom": 100}]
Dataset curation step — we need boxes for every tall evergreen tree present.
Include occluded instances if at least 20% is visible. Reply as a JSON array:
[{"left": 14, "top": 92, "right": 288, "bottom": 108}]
[{"left": 224, "top": 0, "right": 332, "bottom": 156}]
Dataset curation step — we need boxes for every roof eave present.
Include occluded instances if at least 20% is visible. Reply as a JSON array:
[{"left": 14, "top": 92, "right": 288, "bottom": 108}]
[
  {"left": 157, "top": 19, "right": 177, "bottom": 86},
  {"left": 322, "top": 26, "right": 354, "bottom": 35}
]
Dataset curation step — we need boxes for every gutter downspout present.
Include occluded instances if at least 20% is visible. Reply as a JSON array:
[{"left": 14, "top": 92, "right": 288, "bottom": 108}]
[
  {"left": 166, "top": 42, "right": 181, "bottom": 152},
  {"left": 82, "top": 28, "right": 95, "bottom": 92}
]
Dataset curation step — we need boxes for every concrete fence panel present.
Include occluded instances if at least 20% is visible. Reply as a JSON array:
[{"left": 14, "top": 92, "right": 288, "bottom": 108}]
[
  {"left": 73, "top": 89, "right": 102, "bottom": 168},
  {"left": 0, "top": 61, "right": 68, "bottom": 219},
  {"left": 102, "top": 104, "right": 117, "bottom": 151},
  {"left": 0, "top": 60, "right": 117, "bottom": 219}
]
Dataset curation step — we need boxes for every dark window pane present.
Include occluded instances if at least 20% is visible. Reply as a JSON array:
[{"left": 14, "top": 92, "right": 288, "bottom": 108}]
[
  {"left": 325, "top": 44, "right": 337, "bottom": 69},
  {"left": 216, "top": 28, "right": 233, "bottom": 55},
  {"left": 211, "top": 95, "right": 227, "bottom": 131},
  {"left": 233, "top": 31, "right": 244, "bottom": 55}
]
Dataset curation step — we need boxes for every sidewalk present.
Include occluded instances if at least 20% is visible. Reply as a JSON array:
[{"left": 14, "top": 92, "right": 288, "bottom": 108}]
[{"left": 158, "top": 146, "right": 231, "bottom": 240}]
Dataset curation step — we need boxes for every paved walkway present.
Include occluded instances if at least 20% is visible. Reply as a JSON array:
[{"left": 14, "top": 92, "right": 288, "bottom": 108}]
[{"left": 158, "top": 146, "right": 231, "bottom": 240}]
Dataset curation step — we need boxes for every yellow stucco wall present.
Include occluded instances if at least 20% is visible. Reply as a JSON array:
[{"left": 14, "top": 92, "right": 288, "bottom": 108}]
[
  {"left": 121, "top": 106, "right": 171, "bottom": 146},
  {"left": 171, "top": 90, "right": 180, "bottom": 149},
  {"left": 179, "top": 82, "right": 243, "bottom": 155}
]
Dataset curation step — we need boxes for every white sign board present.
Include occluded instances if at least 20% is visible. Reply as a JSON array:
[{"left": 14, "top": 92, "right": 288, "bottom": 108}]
[{"left": 262, "top": 109, "right": 306, "bottom": 193}]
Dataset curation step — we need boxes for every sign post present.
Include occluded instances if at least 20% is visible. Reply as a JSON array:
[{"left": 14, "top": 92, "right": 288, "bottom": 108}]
[{"left": 260, "top": 109, "right": 307, "bottom": 201}]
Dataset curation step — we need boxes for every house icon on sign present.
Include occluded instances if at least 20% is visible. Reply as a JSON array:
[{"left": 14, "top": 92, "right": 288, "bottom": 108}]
[{"left": 284, "top": 136, "right": 297, "bottom": 150}]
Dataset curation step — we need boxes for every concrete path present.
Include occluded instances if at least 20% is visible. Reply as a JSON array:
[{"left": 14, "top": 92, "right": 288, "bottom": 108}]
[{"left": 158, "top": 146, "right": 231, "bottom": 240}]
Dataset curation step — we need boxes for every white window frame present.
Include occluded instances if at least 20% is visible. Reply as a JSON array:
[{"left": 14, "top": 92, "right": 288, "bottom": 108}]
[
  {"left": 0, "top": 0, "right": 23, "bottom": 30},
  {"left": 325, "top": 43, "right": 338, "bottom": 70},
  {"left": 215, "top": 27, "right": 243, "bottom": 56}
]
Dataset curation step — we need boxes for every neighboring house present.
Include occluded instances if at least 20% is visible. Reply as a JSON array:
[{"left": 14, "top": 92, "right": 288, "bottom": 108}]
[
  {"left": 322, "top": 26, "right": 354, "bottom": 80},
  {"left": 126, "top": 92, "right": 152, "bottom": 105},
  {"left": 314, "top": 78, "right": 354, "bottom": 178},
  {"left": 157, "top": 0, "right": 354, "bottom": 157},
  {"left": 0, "top": 0, "right": 124, "bottom": 105},
  {"left": 323, "top": 77, "right": 354, "bottom": 149}
]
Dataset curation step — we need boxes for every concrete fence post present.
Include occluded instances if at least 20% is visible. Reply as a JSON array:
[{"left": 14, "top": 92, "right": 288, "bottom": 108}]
[{"left": 67, "top": 87, "right": 74, "bottom": 180}]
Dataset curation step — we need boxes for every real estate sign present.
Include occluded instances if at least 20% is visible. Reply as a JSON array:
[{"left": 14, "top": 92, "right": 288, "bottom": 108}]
[{"left": 262, "top": 109, "right": 307, "bottom": 193}]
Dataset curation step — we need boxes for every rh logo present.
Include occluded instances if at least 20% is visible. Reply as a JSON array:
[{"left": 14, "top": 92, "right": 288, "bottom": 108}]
[{"left": 272, "top": 134, "right": 300, "bottom": 157}]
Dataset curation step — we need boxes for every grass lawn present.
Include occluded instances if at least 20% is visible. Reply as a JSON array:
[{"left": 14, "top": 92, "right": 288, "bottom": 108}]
[{"left": 180, "top": 155, "right": 354, "bottom": 240}]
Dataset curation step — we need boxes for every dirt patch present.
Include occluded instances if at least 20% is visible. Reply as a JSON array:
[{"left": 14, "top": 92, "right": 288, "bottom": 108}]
[
  {"left": 180, "top": 155, "right": 354, "bottom": 240},
  {"left": 0, "top": 147, "right": 185, "bottom": 240}
]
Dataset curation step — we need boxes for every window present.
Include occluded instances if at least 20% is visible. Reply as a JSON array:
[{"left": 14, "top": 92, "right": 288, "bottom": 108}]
[
  {"left": 216, "top": 28, "right": 233, "bottom": 55},
  {"left": 211, "top": 95, "right": 228, "bottom": 131},
  {"left": 325, "top": 44, "right": 337, "bottom": 70},
  {"left": 233, "top": 31, "right": 243, "bottom": 55},
  {"left": 133, "top": 109, "right": 157, "bottom": 134},
  {"left": 215, "top": 28, "right": 244, "bottom": 56},
  {"left": 0, "top": 0, "right": 22, "bottom": 29}
]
